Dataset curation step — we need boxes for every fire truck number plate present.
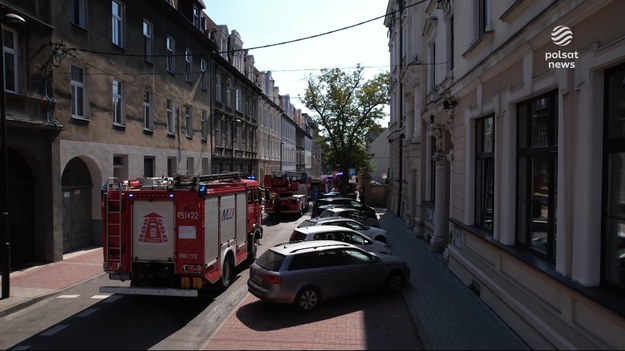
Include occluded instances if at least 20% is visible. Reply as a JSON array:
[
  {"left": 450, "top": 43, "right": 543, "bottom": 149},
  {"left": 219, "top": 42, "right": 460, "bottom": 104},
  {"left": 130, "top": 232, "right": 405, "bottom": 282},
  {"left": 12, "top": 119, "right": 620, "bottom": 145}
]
[
  {"left": 177, "top": 211, "right": 199, "bottom": 220},
  {"left": 179, "top": 253, "right": 198, "bottom": 259}
]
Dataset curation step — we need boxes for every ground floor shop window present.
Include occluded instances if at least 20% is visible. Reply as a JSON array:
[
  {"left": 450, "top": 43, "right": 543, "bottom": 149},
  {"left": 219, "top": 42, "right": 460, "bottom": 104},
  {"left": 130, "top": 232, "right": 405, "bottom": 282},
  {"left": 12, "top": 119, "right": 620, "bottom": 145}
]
[
  {"left": 516, "top": 90, "right": 558, "bottom": 260},
  {"left": 603, "top": 63, "right": 625, "bottom": 291}
]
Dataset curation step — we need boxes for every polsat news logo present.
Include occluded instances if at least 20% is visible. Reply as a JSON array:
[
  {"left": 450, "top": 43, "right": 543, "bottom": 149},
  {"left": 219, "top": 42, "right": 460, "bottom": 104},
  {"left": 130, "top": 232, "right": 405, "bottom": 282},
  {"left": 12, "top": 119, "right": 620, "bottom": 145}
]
[{"left": 545, "top": 25, "right": 578, "bottom": 69}]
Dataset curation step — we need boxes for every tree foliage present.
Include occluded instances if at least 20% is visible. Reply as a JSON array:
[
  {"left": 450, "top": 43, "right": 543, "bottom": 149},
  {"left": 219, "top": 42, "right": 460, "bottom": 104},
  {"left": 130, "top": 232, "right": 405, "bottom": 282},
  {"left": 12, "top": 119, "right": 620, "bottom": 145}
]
[{"left": 303, "top": 65, "right": 389, "bottom": 193}]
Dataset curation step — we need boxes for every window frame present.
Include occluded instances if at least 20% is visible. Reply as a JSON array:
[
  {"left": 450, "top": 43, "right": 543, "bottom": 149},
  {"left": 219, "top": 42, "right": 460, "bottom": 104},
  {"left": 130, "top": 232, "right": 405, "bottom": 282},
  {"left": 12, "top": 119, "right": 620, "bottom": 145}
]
[
  {"left": 2, "top": 27, "right": 19, "bottom": 94},
  {"left": 475, "top": 114, "right": 495, "bottom": 232},
  {"left": 516, "top": 90, "right": 558, "bottom": 261},
  {"left": 185, "top": 105, "right": 193, "bottom": 138},
  {"left": 201, "top": 109, "right": 208, "bottom": 141},
  {"left": 143, "top": 19, "right": 153, "bottom": 63},
  {"left": 166, "top": 35, "right": 175, "bottom": 73},
  {"left": 112, "top": 79, "right": 123, "bottom": 125},
  {"left": 111, "top": 0, "right": 124, "bottom": 47},
  {"left": 166, "top": 99, "right": 175, "bottom": 135},
  {"left": 72, "top": 0, "right": 87, "bottom": 28},
  {"left": 71, "top": 66, "right": 86, "bottom": 120},
  {"left": 200, "top": 59, "right": 207, "bottom": 91},
  {"left": 602, "top": 63, "right": 625, "bottom": 291},
  {"left": 143, "top": 91, "right": 152, "bottom": 131},
  {"left": 185, "top": 48, "right": 193, "bottom": 82}
]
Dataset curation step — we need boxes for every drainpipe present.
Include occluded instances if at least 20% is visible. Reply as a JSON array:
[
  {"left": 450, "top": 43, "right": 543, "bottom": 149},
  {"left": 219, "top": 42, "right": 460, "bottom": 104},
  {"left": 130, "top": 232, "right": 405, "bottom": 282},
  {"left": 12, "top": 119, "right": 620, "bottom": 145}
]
[{"left": 396, "top": 0, "right": 404, "bottom": 216}]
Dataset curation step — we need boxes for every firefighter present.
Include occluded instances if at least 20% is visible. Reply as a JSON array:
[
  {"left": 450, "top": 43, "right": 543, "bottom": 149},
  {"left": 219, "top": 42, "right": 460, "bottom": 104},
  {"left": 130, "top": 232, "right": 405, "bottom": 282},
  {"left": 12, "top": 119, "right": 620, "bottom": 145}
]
[{"left": 274, "top": 197, "right": 282, "bottom": 223}]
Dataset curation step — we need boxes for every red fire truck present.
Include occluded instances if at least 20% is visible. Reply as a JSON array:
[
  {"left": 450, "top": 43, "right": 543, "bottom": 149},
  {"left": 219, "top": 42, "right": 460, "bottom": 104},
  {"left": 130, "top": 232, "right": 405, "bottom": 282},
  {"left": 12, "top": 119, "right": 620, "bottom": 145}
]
[
  {"left": 99, "top": 172, "right": 263, "bottom": 297},
  {"left": 263, "top": 171, "right": 309, "bottom": 219}
]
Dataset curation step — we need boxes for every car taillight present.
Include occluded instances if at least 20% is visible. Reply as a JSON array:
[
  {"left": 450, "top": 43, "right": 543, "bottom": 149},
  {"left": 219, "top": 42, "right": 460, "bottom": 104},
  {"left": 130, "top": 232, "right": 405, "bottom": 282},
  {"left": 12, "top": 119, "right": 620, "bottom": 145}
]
[{"left": 263, "top": 273, "right": 282, "bottom": 284}]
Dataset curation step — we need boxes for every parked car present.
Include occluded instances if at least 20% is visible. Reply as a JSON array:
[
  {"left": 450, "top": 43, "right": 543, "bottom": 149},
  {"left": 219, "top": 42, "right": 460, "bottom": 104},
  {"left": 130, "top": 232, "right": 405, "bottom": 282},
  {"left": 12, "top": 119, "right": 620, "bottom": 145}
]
[
  {"left": 247, "top": 240, "right": 410, "bottom": 312},
  {"left": 297, "top": 217, "right": 388, "bottom": 243},
  {"left": 311, "top": 196, "right": 377, "bottom": 219},
  {"left": 318, "top": 191, "right": 342, "bottom": 199},
  {"left": 318, "top": 207, "right": 381, "bottom": 228},
  {"left": 289, "top": 225, "right": 391, "bottom": 254}
]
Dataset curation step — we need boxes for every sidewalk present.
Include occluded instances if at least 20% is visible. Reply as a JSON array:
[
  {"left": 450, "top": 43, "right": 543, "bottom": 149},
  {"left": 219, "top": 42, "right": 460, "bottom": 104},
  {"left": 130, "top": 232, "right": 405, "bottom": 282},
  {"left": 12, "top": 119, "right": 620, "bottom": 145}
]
[{"left": 0, "top": 210, "right": 530, "bottom": 350}]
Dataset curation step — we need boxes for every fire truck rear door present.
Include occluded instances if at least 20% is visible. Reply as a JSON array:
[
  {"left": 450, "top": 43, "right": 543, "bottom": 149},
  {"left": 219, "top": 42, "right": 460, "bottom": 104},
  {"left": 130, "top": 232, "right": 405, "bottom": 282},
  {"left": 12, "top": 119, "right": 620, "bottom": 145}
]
[{"left": 132, "top": 201, "right": 175, "bottom": 261}]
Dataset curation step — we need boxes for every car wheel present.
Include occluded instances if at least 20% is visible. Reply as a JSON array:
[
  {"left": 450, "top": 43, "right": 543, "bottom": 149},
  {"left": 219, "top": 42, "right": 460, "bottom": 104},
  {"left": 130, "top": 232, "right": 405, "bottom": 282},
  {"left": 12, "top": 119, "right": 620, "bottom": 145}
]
[
  {"left": 220, "top": 256, "right": 234, "bottom": 290},
  {"left": 375, "top": 236, "right": 387, "bottom": 243},
  {"left": 385, "top": 271, "right": 404, "bottom": 293},
  {"left": 294, "top": 286, "right": 320, "bottom": 312}
]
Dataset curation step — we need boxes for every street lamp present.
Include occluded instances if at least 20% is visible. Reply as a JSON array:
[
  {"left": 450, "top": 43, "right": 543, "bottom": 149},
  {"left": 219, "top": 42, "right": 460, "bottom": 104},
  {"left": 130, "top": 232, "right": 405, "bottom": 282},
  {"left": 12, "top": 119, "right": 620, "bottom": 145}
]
[
  {"left": 230, "top": 118, "right": 241, "bottom": 171},
  {"left": 1, "top": 12, "right": 26, "bottom": 300}
]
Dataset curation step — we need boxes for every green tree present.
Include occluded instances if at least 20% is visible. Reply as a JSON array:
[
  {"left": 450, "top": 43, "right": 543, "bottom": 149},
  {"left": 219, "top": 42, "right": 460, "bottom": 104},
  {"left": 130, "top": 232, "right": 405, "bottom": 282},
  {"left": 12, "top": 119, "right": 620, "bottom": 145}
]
[{"left": 303, "top": 64, "right": 389, "bottom": 194}]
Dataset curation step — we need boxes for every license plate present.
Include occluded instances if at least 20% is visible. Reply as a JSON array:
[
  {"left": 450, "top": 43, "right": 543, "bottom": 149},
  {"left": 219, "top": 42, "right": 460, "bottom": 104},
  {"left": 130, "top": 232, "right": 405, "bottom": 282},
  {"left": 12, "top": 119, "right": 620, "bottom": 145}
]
[{"left": 110, "top": 274, "right": 130, "bottom": 281}]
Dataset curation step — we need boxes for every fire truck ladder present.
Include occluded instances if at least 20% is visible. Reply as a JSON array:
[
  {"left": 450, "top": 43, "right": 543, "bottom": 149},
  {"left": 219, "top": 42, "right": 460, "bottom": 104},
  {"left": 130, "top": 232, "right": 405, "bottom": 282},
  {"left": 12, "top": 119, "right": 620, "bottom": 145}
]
[
  {"left": 196, "top": 171, "right": 246, "bottom": 184},
  {"left": 104, "top": 177, "right": 123, "bottom": 266}
]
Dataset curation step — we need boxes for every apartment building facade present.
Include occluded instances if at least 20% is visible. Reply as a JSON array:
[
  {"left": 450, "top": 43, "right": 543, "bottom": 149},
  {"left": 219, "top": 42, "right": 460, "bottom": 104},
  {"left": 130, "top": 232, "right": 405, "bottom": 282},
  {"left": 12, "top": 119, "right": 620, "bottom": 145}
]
[{"left": 386, "top": 0, "right": 625, "bottom": 348}]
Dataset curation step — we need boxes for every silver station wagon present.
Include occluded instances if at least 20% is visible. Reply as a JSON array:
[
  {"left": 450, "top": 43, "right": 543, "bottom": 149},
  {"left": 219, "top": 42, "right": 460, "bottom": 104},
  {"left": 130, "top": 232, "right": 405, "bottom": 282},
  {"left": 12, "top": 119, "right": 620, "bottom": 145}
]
[{"left": 247, "top": 240, "right": 410, "bottom": 312}]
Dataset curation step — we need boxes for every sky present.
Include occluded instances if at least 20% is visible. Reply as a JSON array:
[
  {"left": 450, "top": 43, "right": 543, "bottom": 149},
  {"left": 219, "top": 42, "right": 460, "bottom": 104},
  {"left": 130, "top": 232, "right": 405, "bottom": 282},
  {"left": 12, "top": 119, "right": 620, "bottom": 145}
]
[{"left": 205, "top": 0, "right": 391, "bottom": 126}]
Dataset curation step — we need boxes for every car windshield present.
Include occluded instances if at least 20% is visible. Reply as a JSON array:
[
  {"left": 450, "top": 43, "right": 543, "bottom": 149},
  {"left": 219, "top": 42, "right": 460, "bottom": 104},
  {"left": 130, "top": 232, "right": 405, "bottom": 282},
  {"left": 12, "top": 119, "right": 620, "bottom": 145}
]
[
  {"left": 318, "top": 210, "right": 333, "bottom": 218},
  {"left": 256, "top": 250, "right": 286, "bottom": 271}
]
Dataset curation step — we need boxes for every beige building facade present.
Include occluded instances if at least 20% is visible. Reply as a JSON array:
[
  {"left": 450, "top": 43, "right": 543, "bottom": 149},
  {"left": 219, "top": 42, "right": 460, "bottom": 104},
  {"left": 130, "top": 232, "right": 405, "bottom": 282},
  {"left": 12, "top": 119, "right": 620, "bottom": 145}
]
[{"left": 386, "top": 0, "right": 625, "bottom": 348}]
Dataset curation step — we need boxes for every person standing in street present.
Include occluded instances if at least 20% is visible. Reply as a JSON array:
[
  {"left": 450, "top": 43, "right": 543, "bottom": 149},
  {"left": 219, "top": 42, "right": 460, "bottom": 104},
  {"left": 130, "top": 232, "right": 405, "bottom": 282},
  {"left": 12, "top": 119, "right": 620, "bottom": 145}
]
[{"left": 274, "top": 197, "right": 282, "bottom": 223}]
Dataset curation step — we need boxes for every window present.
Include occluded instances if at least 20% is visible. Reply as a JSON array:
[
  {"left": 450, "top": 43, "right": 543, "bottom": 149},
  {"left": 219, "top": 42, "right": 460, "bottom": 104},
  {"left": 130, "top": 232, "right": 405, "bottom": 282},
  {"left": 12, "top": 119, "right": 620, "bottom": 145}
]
[
  {"left": 166, "top": 35, "right": 175, "bottom": 73},
  {"left": 226, "top": 77, "right": 232, "bottom": 107},
  {"left": 72, "top": 0, "right": 87, "bottom": 28},
  {"left": 112, "top": 79, "right": 123, "bottom": 125},
  {"left": 477, "top": 0, "right": 492, "bottom": 37},
  {"left": 71, "top": 66, "right": 86, "bottom": 119},
  {"left": 516, "top": 91, "right": 558, "bottom": 260},
  {"left": 167, "top": 157, "right": 176, "bottom": 177},
  {"left": 201, "top": 110, "right": 208, "bottom": 141},
  {"left": 216, "top": 73, "right": 222, "bottom": 102},
  {"left": 193, "top": 5, "right": 200, "bottom": 28},
  {"left": 185, "top": 105, "right": 193, "bottom": 138},
  {"left": 111, "top": 0, "right": 124, "bottom": 47},
  {"left": 215, "top": 115, "right": 222, "bottom": 146},
  {"left": 429, "top": 134, "right": 436, "bottom": 202},
  {"left": 143, "top": 91, "right": 152, "bottom": 130},
  {"left": 429, "top": 42, "right": 436, "bottom": 92},
  {"left": 603, "top": 64, "right": 625, "bottom": 291},
  {"left": 166, "top": 99, "right": 175, "bottom": 135},
  {"left": 144, "top": 156, "right": 155, "bottom": 177},
  {"left": 143, "top": 20, "right": 153, "bottom": 63},
  {"left": 2, "top": 28, "right": 18, "bottom": 93},
  {"left": 186, "top": 157, "right": 194, "bottom": 175},
  {"left": 449, "top": 15, "right": 454, "bottom": 72},
  {"left": 475, "top": 114, "right": 494, "bottom": 232},
  {"left": 235, "top": 88, "right": 242, "bottom": 111},
  {"left": 185, "top": 49, "right": 192, "bottom": 82},
  {"left": 200, "top": 59, "right": 207, "bottom": 91}
]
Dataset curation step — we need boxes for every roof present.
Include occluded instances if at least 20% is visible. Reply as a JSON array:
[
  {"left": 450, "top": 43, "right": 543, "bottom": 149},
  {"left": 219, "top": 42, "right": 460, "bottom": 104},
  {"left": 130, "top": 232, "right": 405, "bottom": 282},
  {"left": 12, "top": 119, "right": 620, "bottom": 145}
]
[
  {"left": 269, "top": 240, "right": 352, "bottom": 255},
  {"left": 293, "top": 225, "right": 359, "bottom": 235}
]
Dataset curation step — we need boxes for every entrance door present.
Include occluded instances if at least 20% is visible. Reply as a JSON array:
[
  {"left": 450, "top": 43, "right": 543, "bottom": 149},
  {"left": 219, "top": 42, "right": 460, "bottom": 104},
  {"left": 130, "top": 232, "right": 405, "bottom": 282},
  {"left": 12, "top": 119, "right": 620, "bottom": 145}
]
[{"left": 61, "top": 158, "right": 93, "bottom": 253}]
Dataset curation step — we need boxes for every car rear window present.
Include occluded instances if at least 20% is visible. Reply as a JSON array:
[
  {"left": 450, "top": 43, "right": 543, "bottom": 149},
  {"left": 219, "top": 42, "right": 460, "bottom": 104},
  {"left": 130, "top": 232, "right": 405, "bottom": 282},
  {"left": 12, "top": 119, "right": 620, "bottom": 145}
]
[
  {"left": 297, "top": 220, "right": 315, "bottom": 228},
  {"left": 289, "top": 230, "right": 306, "bottom": 242},
  {"left": 256, "top": 250, "right": 286, "bottom": 271}
]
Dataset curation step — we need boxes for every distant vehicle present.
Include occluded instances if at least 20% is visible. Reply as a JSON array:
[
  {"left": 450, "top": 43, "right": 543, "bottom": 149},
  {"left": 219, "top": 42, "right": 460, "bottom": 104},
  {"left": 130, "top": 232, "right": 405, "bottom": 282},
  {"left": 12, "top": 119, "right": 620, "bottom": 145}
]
[
  {"left": 289, "top": 225, "right": 391, "bottom": 254},
  {"left": 318, "top": 207, "right": 381, "bottom": 228},
  {"left": 318, "top": 191, "right": 342, "bottom": 199},
  {"left": 297, "top": 217, "right": 388, "bottom": 243},
  {"left": 311, "top": 196, "right": 377, "bottom": 219},
  {"left": 247, "top": 240, "right": 410, "bottom": 312}
]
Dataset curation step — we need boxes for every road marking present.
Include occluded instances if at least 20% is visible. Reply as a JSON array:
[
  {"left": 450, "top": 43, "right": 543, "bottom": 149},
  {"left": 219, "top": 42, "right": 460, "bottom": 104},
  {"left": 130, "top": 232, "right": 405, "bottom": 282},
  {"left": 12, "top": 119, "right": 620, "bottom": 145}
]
[
  {"left": 91, "top": 294, "right": 112, "bottom": 299},
  {"left": 76, "top": 308, "right": 98, "bottom": 318},
  {"left": 41, "top": 324, "right": 68, "bottom": 336},
  {"left": 57, "top": 294, "right": 79, "bottom": 299}
]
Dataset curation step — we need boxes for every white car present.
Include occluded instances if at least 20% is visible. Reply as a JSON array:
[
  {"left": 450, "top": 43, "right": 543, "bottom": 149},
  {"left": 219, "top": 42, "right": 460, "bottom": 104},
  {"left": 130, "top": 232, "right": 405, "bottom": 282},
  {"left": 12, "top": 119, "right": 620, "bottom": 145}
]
[
  {"left": 297, "top": 217, "right": 388, "bottom": 243},
  {"left": 289, "top": 225, "right": 392, "bottom": 255}
]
